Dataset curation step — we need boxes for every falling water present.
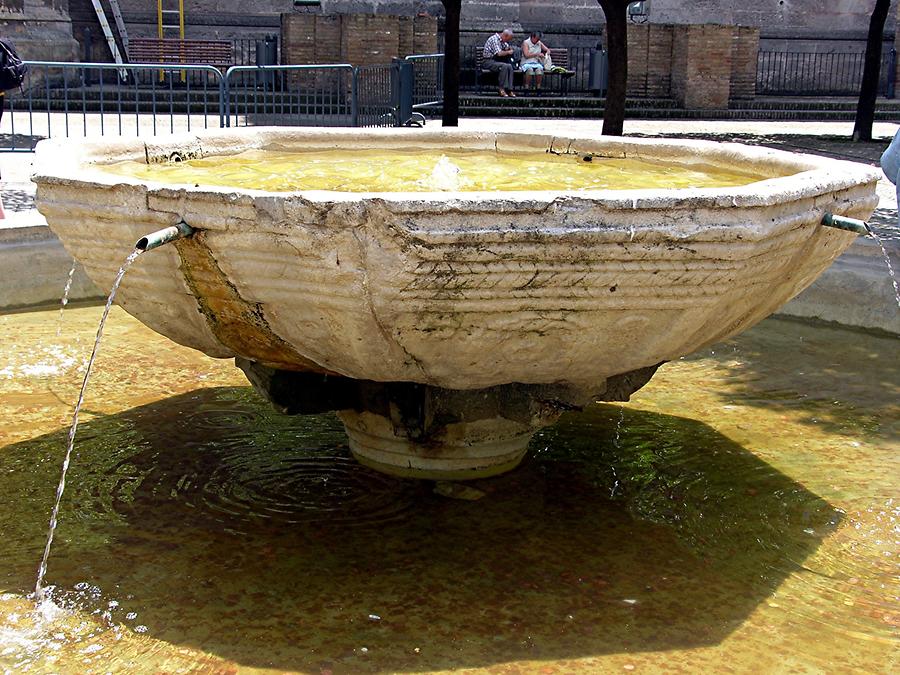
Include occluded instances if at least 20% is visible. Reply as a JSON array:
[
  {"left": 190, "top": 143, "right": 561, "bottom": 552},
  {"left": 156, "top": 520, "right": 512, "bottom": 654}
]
[
  {"left": 34, "top": 248, "right": 143, "bottom": 603},
  {"left": 610, "top": 406, "right": 625, "bottom": 498},
  {"left": 55, "top": 262, "right": 78, "bottom": 337},
  {"left": 867, "top": 230, "right": 900, "bottom": 309}
]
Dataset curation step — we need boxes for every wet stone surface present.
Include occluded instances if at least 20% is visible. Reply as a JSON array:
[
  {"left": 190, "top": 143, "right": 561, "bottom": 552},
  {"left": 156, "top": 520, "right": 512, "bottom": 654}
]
[{"left": 0, "top": 305, "right": 897, "bottom": 673}]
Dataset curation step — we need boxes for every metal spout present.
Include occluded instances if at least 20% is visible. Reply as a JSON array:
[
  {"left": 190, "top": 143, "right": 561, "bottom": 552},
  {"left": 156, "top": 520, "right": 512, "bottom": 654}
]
[
  {"left": 135, "top": 221, "right": 195, "bottom": 251},
  {"left": 822, "top": 213, "right": 871, "bottom": 237}
]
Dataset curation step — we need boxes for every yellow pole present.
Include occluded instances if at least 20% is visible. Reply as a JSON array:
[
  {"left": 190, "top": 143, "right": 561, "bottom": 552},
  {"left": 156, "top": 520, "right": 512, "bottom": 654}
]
[
  {"left": 178, "top": 0, "right": 185, "bottom": 82},
  {"left": 157, "top": 0, "right": 164, "bottom": 81}
]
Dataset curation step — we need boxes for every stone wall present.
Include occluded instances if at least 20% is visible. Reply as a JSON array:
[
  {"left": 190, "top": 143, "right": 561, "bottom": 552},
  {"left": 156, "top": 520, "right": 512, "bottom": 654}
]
[
  {"left": 281, "top": 12, "right": 438, "bottom": 66},
  {"left": 896, "top": 2, "right": 900, "bottom": 98},
  {"left": 0, "top": 0, "right": 78, "bottom": 61}
]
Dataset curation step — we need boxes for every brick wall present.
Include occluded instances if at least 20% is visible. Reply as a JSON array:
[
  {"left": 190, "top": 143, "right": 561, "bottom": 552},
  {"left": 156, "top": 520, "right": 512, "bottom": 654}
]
[
  {"left": 281, "top": 12, "right": 437, "bottom": 67},
  {"left": 671, "top": 24, "right": 734, "bottom": 109},
  {"left": 628, "top": 23, "right": 756, "bottom": 106},
  {"left": 626, "top": 23, "right": 675, "bottom": 99},
  {"left": 730, "top": 26, "right": 759, "bottom": 100}
]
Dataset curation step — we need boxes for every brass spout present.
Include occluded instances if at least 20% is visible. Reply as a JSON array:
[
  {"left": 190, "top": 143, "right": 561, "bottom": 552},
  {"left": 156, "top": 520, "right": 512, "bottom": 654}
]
[
  {"left": 822, "top": 213, "right": 871, "bottom": 237},
  {"left": 135, "top": 221, "right": 195, "bottom": 251}
]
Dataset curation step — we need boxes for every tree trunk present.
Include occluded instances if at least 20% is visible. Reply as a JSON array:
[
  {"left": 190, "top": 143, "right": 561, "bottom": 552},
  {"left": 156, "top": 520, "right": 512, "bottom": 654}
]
[
  {"left": 853, "top": 0, "right": 892, "bottom": 142},
  {"left": 441, "top": 1, "right": 461, "bottom": 127},
  {"left": 599, "top": 0, "right": 629, "bottom": 136}
]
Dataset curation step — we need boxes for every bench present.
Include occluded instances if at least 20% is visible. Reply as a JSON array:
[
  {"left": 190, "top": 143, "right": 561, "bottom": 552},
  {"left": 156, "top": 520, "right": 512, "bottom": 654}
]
[
  {"left": 128, "top": 38, "right": 234, "bottom": 68},
  {"left": 475, "top": 47, "right": 575, "bottom": 95}
]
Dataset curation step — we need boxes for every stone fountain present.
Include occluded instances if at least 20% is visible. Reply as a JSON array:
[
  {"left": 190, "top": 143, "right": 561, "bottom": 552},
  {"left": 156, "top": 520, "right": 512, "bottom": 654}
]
[{"left": 32, "top": 128, "right": 879, "bottom": 479}]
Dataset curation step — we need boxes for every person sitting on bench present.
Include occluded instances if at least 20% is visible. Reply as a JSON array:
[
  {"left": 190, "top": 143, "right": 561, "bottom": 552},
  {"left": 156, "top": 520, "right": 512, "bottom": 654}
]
[
  {"left": 483, "top": 28, "right": 517, "bottom": 97},
  {"left": 521, "top": 31, "right": 551, "bottom": 93}
]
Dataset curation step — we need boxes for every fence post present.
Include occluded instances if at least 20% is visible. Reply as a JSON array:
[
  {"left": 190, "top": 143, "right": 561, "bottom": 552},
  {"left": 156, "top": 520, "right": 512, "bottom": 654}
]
[
  {"left": 391, "top": 58, "right": 414, "bottom": 126},
  {"left": 351, "top": 67, "right": 359, "bottom": 127},
  {"left": 222, "top": 67, "right": 232, "bottom": 127}
]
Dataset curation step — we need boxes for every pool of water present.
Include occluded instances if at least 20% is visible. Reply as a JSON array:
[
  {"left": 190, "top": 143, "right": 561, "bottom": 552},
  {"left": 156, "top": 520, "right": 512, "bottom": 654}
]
[
  {"left": 0, "top": 305, "right": 896, "bottom": 673},
  {"left": 103, "top": 148, "right": 767, "bottom": 193}
]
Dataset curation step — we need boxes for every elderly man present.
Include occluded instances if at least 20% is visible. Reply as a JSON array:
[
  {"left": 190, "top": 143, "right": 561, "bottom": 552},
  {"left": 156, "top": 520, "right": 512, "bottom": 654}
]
[{"left": 483, "top": 28, "right": 516, "bottom": 97}]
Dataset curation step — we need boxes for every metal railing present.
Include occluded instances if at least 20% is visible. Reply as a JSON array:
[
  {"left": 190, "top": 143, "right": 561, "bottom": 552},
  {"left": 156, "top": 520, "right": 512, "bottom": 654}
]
[
  {"left": 3, "top": 61, "right": 225, "bottom": 152},
  {"left": 1, "top": 55, "right": 445, "bottom": 151},
  {"left": 757, "top": 48, "right": 897, "bottom": 96},
  {"left": 405, "top": 53, "right": 444, "bottom": 113},
  {"left": 230, "top": 36, "right": 280, "bottom": 67},
  {"left": 224, "top": 64, "right": 355, "bottom": 128}
]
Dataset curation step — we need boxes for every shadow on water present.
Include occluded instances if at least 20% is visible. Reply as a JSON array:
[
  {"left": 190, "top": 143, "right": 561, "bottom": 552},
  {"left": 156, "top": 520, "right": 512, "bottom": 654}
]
[
  {"left": 683, "top": 317, "right": 900, "bottom": 440},
  {"left": 0, "top": 386, "right": 840, "bottom": 672}
]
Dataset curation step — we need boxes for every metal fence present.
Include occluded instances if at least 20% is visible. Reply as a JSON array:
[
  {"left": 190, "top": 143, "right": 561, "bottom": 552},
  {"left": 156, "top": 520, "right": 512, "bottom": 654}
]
[
  {"left": 3, "top": 61, "right": 226, "bottom": 152},
  {"left": 757, "top": 48, "right": 897, "bottom": 96},
  {"left": 405, "top": 53, "right": 444, "bottom": 113},
  {"left": 225, "top": 64, "right": 355, "bottom": 128},
  {"left": 1, "top": 56, "right": 444, "bottom": 152}
]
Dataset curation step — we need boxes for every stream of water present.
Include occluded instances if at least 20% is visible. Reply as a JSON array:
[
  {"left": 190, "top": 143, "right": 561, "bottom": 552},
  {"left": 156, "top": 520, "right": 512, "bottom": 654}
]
[
  {"left": 869, "top": 230, "right": 900, "bottom": 309},
  {"left": 34, "top": 249, "right": 142, "bottom": 603},
  {"left": 0, "top": 306, "right": 896, "bottom": 673}
]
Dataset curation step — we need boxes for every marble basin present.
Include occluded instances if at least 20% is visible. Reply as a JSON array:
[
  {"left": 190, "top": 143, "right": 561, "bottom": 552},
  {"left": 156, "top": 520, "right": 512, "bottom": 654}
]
[{"left": 33, "top": 128, "right": 880, "bottom": 479}]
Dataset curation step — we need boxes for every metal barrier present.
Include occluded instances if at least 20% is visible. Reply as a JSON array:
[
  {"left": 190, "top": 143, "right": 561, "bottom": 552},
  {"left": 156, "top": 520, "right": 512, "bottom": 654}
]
[
  {"left": 405, "top": 53, "right": 444, "bottom": 114},
  {"left": 0, "top": 55, "right": 441, "bottom": 151},
  {"left": 2, "top": 61, "right": 225, "bottom": 152},
  {"left": 224, "top": 64, "right": 356, "bottom": 128},
  {"left": 757, "top": 48, "right": 897, "bottom": 96},
  {"left": 353, "top": 63, "right": 398, "bottom": 127}
]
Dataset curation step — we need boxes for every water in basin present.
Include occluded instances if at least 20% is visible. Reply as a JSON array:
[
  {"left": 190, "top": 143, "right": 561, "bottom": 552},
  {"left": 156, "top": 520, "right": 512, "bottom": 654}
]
[
  {"left": 103, "top": 148, "right": 770, "bottom": 192},
  {"left": 1, "top": 304, "right": 895, "bottom": 672}
]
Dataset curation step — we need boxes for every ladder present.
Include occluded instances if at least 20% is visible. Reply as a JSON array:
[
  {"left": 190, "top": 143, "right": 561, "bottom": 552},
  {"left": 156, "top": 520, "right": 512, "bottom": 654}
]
[
  {"left": 156, "top": 0, "right": 186, "bottom": 81},
  {"left": 89, "top": 0, "right": 127, "bottom": 78},
  {"left": 108, "top": 0, "right": 129, "bottom": 54},
  {"left": 158, "top": 0, "right": 185, "bottom": 40}
]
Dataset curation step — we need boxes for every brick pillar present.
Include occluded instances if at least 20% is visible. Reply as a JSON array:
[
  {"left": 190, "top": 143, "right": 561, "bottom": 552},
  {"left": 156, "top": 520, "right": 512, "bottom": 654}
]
[
  {"left": 671, "top": 24, "right": 734, "bottom": 109},
  {"left": 626, "top": 22, "right": 649, "bottom": 98},
  {"left": 343, "top": 14, "right": 402, "bottom": 65},
  {"left": 398, "top": 16, "right": 414, "bottom": 57},
  {"left": 646, "top": 24, "right": 675, "bottom": 98},
  {"left": 730, "top": 26, "right": 759, "bottom": 100},
  {"left": 412, "top": 15, "right": 438, "bottom": 55}
]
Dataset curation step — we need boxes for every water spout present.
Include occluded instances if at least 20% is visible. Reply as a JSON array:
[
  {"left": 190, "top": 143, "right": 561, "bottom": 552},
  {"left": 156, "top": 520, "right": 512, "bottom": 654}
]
[
  {"left": 821, "top": 213, "right": 871, "bottom": 237},
  {"left": 136, "top": 221, "right": 195, "bottom": 252}
]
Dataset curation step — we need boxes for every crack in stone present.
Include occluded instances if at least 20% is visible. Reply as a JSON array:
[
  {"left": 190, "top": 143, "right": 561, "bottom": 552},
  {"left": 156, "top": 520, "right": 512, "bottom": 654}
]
[{"left": 351, "top": 226, "right": 430, "bottom": 380}]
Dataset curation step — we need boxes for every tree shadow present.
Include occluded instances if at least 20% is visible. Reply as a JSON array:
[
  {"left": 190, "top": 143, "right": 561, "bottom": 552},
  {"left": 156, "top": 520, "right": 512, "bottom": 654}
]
[
  {"left": 0, "top": 132, "right": 43, "bottom": 151},
  {"left": 1, "top": 386, "right": 839, "bottom": 672},
  {"left": 679, "top": 316, "right": 899, "bottom": 439}
]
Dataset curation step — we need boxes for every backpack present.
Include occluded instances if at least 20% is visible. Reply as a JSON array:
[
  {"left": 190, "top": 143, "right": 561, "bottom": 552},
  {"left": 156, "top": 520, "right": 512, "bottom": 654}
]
[{"left": 0, "top": 39, "right": 27, "bottom": 92}]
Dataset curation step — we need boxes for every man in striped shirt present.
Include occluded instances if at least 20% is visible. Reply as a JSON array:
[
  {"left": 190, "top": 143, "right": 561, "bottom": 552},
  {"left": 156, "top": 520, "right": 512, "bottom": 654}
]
[{"left": 483, "top": 28, "right": 516, "bottom": 97}]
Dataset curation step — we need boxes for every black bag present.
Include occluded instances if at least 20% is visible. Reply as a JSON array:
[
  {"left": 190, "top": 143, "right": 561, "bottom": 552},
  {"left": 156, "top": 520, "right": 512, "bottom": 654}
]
[{"left": 0, "top": 39, "right": 27, "bottom": 92}]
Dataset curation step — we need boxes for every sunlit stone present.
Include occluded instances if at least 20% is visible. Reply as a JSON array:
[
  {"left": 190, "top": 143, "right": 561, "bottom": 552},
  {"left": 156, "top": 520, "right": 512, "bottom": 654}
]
[{"left": 32, "top": 128, "right": 879, "bottom": 479}]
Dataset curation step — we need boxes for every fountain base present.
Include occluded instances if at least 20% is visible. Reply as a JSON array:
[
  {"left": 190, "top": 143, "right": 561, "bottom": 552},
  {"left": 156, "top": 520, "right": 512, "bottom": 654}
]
[
  {"left": 237, "top": 359, "right": 661, "bottom": 480},
  {"left": 339, "top": 410, "right": 534, "bottom": 480}
]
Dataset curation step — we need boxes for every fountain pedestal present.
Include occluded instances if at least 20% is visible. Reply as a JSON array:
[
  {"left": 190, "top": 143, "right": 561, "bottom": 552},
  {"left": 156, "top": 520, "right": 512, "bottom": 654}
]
[{"left": 237, "top": 359, "right": 659, "bottom": 480}]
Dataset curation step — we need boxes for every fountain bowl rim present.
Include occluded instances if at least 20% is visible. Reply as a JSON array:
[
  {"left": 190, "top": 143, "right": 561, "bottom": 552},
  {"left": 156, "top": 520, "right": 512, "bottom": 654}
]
[{"left": 31, "top": 127, "right": 882, "bottom": 211}]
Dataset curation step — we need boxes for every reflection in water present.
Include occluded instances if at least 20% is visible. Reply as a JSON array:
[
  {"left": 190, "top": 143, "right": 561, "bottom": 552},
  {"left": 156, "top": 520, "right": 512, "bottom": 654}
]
[{"left": 0, "top": 306, "right": 897, "bottom": 673}]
